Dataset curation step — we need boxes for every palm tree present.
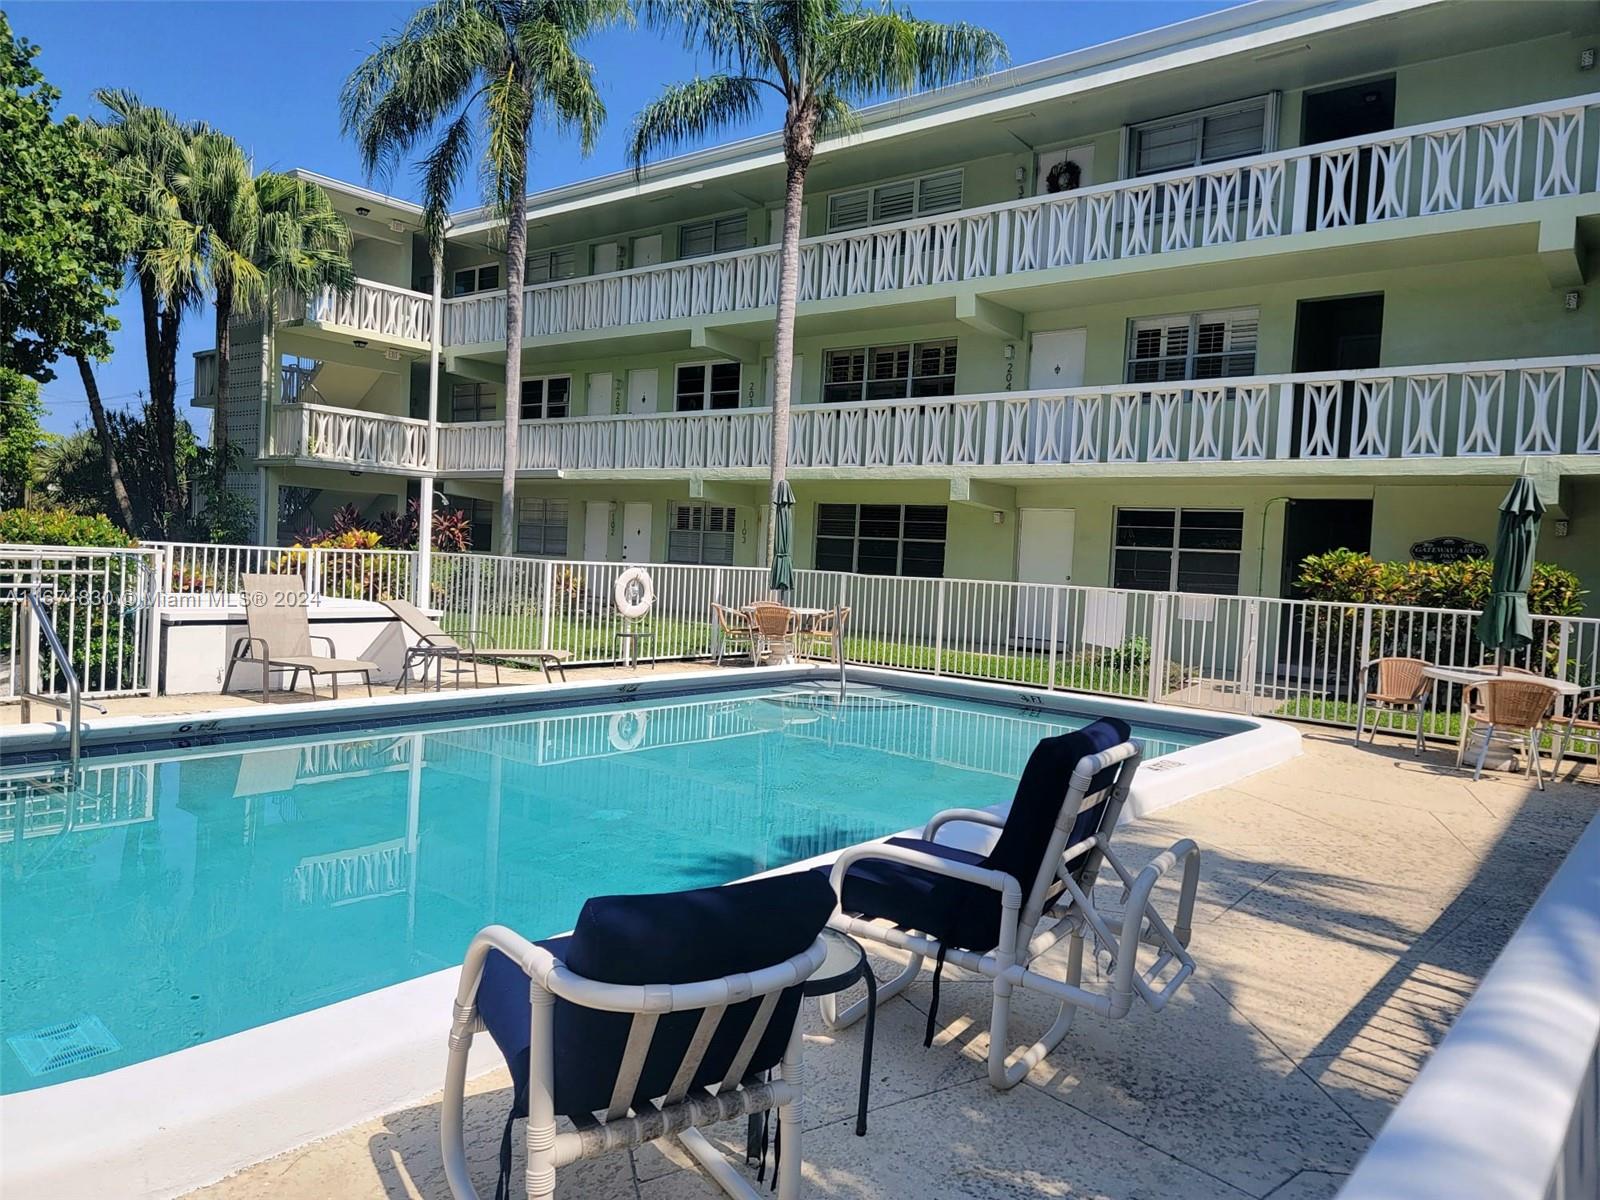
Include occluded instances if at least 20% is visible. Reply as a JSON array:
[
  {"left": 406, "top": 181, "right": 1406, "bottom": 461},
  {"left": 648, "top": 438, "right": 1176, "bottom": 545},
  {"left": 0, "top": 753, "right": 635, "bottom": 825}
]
[
  {"left": 342, "top": 0, "right": 626, "bottom": 556},
  {"left": 630, "top": 2, "right": 1006, "bottom": 544},
  {"left": 89, "top": 90, "right": 207, "bottom": 531}
]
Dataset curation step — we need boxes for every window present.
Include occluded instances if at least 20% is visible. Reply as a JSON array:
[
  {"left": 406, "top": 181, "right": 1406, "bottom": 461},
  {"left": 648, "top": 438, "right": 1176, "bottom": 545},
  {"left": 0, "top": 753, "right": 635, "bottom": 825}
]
[
  {"left": 815, "top": 504, "right": 947, "bottom": 577},
  {"left": 1126, "top": 96, "right": 1274, "bottom": 177},
  {"left": 1113, "top": 508, "right": 1243, "bottom": 594},
  {"left": 822, "top": 340, "right": 957, "bottom": 404},
  {"left": 516, "top": 498, "right": 569, "bottom": 556},
  {"left": 450, "top": 382, "right": 494, "bottom": 422},
  {"left": 675, "top": 362, "right": 741, "bottom": 411},
  {"left": 527, "top": 247, "right": 577, "bottom": 285},
  {"left": 1126, "top": 309, "right": 1258, "bottom": 383},
  {"left": 668, "top": 503, "right": 736, "bottom": 565},
  {"left": 680, "top": 213, "right": 747, "bottom": 259},
  {"left": 448, "top": 497, "right": 494, "bottom": 552},
  {"left": 519, "top": 376, "right": 571, "bottom": 420},
  {"left": 825, "top": 170, "right": 963, "bottom": 233},
  {"left": 451, "top": 263, "right": 500, "bottom": 296}
]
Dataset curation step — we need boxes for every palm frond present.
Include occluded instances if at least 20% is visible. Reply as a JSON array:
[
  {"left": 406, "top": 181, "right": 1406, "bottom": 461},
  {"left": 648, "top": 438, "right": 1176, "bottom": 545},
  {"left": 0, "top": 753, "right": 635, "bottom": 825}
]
[
  {"left": 639, "top": 0, "right": 767, "bottom": 68},
  {"left": 627, "top": 74, "right": 766, "bottom": 172},
  {"left": 821, "top": 6, "right": 1008, "bottom": 104},
  {"left": 418, "top": 110, "right": 476, "bottom": 249}
]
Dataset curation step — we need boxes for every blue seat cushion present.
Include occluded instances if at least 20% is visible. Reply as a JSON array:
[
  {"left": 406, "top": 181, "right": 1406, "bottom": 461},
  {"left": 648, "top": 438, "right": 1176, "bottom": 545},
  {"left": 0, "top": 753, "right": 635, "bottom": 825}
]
[
  {"left": 476, "top": 870, "right": 836, "bottom": 1120},
  {"left": 831, "top": 719, "right": 1131, "bottom": 953}
]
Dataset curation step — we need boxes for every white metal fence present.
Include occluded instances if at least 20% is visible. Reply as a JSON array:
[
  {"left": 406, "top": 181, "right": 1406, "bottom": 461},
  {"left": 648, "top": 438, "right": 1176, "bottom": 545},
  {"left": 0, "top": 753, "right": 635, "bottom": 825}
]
[{"left": 5, "top": 542, "right": 1597, "bottom": 746}]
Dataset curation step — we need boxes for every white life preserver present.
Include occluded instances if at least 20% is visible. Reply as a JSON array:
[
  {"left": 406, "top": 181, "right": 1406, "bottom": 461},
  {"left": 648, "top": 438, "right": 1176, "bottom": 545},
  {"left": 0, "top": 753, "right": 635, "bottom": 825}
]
[
  {"left": 614, "top": 567, "right": 655, "bottom": 619},
  {"left": 608, "top": 709, "right": 648, "bottom": 752}
]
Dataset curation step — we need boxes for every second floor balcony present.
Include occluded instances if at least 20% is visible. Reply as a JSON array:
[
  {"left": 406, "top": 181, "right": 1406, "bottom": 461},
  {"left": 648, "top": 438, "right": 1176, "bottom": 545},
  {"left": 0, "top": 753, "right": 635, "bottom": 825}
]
[
  {"left": 281, "top": 277, "right": 435, "bottom": 352},
  {"left": 262, "top": 355, "right": 1600, "bottom": 479}
]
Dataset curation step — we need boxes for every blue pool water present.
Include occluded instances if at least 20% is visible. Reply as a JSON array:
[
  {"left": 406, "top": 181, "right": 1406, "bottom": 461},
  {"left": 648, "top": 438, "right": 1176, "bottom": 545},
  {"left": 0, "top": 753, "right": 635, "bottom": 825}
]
[{"left": 0, "top": 682, "right": 1221, "bottom": 1093}]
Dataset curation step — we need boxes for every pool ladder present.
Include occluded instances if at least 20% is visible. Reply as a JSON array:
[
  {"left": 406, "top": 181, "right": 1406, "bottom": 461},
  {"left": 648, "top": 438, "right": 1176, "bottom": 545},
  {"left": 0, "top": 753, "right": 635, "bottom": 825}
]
[{"left": 19, "top": 593, "right": 105, "bottom": 788}]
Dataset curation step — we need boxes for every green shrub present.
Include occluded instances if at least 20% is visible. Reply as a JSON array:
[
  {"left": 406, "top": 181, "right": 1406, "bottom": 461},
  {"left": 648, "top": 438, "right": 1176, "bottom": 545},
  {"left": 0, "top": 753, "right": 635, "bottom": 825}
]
[
  {"left": 0, "top": 506, "right": 134, "bottom": 547},
  {"left": 1295, "top": 549, "right": 1585, "bottom": 617}
]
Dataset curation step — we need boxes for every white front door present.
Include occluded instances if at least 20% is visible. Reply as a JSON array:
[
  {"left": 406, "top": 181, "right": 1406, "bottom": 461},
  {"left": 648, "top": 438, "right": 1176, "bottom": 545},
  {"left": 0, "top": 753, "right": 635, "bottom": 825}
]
[
  {"left": 621, "top": 502, "right": 652, "bottom": 563},
  {"left": 630, "top": 234, "right": 663, "bottom": 268},
  {"left": 1028, "top": 328, "right": 1087, "bottom": 389},
  {"left": 586, "top": 371, "right": 614, "bottom": 417},
  {"left": 584, "top": 501, "right": 612, "bottom": 560},
  {"left": 1016, "top": 508, "right": 1076, "bottom": 644},
  {"left": 625, "top": 368, "right": 658, "bottom": 416}
]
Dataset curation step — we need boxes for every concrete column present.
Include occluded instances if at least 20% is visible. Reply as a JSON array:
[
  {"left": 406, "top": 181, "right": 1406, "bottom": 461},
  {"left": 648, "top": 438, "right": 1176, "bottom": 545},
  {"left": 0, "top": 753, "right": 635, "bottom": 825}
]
[{"left": 417, "top": 245, "right": 445, "bottom": 608}]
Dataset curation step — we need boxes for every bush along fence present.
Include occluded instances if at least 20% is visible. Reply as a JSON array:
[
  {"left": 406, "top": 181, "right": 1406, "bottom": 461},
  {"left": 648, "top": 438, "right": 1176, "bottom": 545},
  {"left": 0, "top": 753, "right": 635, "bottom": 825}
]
[{"left": 2, "top": 541, "right": 1596, "bottom": 753}]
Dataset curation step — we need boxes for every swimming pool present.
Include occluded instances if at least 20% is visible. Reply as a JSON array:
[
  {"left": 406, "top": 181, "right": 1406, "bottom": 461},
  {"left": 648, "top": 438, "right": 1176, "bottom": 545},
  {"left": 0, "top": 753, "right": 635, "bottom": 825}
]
[{"left": 1, "top": 678, "right": 1225, "bottom": 1095}]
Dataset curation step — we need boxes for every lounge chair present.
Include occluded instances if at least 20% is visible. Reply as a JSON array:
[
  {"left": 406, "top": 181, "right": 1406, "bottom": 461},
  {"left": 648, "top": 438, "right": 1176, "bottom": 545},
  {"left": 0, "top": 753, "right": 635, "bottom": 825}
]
[
  {"left": 710, "top": 603, "right": 757, "bottom": 666},
  {"left": 820, "top": 718, "right": 1201, "bottom": 1090},
  {"left": 1456, "top": 677, "right": 1558, "bottom": 789},
  {"left": 222, "top": 573, "right": 377, "bottom": 703},
  {"left": 381, "top": 598, "right": 570, "bottom": 689},
  {"left": 1354, "top": 657, "right": 1430, "bottom": 753},
  {"left": 442, "top": 872, "right": 835, "bottom": 1200}
]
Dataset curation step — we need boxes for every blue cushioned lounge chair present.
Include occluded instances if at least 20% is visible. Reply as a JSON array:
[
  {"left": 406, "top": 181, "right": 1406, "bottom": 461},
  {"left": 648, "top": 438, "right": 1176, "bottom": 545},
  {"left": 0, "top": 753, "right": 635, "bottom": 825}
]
[
  {"left": 822, "top": 718, "right": 1202, "bottom": 1089},
  {"left": 442, "top": 872, "right": 836, "bottom": 1200}
]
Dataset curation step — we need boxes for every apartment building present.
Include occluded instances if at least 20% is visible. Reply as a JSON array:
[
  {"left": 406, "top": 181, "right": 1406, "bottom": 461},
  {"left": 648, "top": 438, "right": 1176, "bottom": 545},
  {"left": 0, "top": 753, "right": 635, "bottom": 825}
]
[{"left": 193, "top": 0, "right": 1600, "bottom": 612}]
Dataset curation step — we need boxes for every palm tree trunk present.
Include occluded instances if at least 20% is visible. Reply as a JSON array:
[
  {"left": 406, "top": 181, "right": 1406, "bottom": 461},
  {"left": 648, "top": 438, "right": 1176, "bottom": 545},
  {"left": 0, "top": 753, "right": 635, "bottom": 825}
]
[
  {"left": 768, "top": 116, "right": 814, "bottom": 560},
  {"left": 155, "top": 301, "right": 184, "bottom": 530},
  {"left": 73, "top": 352, "right": 138, "bottom": 532},
  {"left": 212, "top": 280, "right": 233, "bottom": 484},
  {"left": 498, "top": 141, "right": 530, "bottom": 558}
]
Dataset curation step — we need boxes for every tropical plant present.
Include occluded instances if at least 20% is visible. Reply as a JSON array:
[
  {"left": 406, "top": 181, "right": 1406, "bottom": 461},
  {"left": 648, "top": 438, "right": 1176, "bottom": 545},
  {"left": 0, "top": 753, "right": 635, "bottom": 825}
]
[
  {"left": 0, "top": 369, "right": 46, "bottom": 507},
  {"left": 0, "top": 506, "right": 134, "bottom": 548},
  {"left": 1295, "top": 549, "right": 1585, "bottom": 617},
  {"left": 32, "top": 401, "right": 203, "bottom": 537},
  {"left": 629, "top": 1, "right": 1006, "bottom": 549},
  {"left": 341, "top": 0, "right": 626, "bottom": 555}
]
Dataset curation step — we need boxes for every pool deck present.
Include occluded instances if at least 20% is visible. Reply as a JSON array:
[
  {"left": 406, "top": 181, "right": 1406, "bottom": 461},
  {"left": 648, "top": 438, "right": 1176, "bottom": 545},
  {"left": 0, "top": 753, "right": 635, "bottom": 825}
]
[{"left": 170, "top": 728, "right": 1597, "bottom": 1200}]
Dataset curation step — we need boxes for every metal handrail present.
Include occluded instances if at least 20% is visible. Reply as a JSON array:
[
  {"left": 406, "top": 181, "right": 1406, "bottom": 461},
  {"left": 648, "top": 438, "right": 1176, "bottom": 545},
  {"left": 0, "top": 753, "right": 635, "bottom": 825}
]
[{"left": 19, "top": 592, "right": 106, "bottom": 785}]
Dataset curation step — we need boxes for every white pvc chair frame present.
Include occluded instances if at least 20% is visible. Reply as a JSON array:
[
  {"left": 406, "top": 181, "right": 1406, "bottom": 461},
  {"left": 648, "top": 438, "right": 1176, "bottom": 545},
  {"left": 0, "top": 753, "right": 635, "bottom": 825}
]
[
  {"left": 821, "top": 742, "right": 1202, "bottom": 1090},
  {"left": 443, "top": 924, "right": 828, "bottom": 1200}
]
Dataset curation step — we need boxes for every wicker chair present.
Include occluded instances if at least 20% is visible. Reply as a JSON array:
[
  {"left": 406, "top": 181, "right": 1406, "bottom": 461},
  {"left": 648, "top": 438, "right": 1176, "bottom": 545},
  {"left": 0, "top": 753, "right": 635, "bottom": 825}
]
[
  {"left": 1457, "top": 678, "right": 1559, "bottom": 789},
  {"left": 1551, "top": 687, "right": 1600, "bottom": 782},
  {"left": 710, "top": 603, "right": 757, "bottom": 666},
  {"left": 1354, "top": 657, "right": 1431, "bottom": 753},
  {"left": 800, "top": 606, "right": 850, "bottom": 661},
  {"left": 747, "top": 603, "right": 798, "bottom": 663}
]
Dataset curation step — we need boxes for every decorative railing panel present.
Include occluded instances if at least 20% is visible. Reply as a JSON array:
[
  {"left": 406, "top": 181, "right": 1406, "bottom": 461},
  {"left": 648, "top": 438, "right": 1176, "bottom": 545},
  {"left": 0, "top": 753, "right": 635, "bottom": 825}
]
[
  {"left": 270, "top": 403, "right": 431, "bottom": 472},
  {"left": 288, "top": 277, "right": 433, "bottom": 345}
]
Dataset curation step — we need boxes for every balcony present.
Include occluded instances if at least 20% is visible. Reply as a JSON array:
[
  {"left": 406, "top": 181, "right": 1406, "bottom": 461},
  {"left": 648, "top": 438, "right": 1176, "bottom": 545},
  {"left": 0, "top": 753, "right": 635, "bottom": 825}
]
[
  {"left": 281, "top": 277, "right": 434, "bottom": 352},
  {"left": 424, "top": 356, "right": 1600, "bottom": 477},
  {"left": 440, "top": 92, "right": 1600, "bottom": 350},
  {"left": 266, "top": 403, "right": 432, "bottom": 474}
]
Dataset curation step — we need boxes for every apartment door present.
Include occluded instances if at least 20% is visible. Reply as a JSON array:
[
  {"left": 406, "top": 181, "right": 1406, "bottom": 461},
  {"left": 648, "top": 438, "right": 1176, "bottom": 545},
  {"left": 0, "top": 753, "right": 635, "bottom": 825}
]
[
  {"left": 586, "top": 371, "right": 614, "bottom": 417},
  {"left": 630, "top": 234, "right": 663, "bottom": 269},
  {"left": 1291, "top": 293, "right": 1384, "bottom": 457},
  {"left": 1015, "top": 508, "right": 1075, "bottom": 644},
  {"left": 584, "top": 501, "right": 612, "bottom": 561},
  {"left": 621, "top": 502, "right": 652, "bottom": 563},
  {"left": 1302, "top": 77, "right": 1396, "bottom": 226},
  {"left": 1028, "top": 329, "right": 1086, "bottom": 389},
  {"left": 625, "top": 368, "right": 658, "bottom": 416},
  {"left": 1280, "top": 499, "right": 1373, "bottom": 596}
]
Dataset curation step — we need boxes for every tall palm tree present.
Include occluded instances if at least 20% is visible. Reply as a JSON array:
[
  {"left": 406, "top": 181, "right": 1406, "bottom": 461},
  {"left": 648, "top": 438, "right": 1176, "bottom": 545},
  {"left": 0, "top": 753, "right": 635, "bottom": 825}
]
[
  {"left": 342, "top": 0, "right": 626, "bottom": 556},
  {"left": 89, "top": 90, "right": 207, "bottom": 531},
  {"left": 630, "top": 2, "right": 1006, "bottom": 542}
]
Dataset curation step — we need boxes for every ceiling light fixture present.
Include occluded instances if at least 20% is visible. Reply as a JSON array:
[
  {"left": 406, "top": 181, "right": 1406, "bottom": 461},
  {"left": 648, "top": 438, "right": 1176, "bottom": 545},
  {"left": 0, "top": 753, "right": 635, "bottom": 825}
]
[{"left": 354, "top": 206, "right": 371, "bottom": 217}]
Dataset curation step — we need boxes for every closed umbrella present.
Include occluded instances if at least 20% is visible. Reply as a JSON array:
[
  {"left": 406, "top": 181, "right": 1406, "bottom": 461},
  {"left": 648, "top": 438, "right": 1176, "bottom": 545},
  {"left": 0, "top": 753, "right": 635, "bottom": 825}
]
[
  {"left": 1475, "top": 475, "right": 1544, "bottom": 670},
  {"left": 770, "top": 480, "right": 795, "bottom": 596}
]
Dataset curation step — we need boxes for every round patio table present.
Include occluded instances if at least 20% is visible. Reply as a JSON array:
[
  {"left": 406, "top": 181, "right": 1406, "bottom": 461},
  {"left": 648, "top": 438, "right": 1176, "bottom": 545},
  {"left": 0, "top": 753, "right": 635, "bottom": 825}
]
[{"left": 1420, "top": 664, "right": 1580, "bottom": 762}]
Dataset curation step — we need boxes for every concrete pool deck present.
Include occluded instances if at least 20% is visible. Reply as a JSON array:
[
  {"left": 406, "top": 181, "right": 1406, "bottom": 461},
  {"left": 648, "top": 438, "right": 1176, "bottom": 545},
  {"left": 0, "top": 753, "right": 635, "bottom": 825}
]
[{"left": 173, "top": 730, "right": 1597, "bottom": 1200}]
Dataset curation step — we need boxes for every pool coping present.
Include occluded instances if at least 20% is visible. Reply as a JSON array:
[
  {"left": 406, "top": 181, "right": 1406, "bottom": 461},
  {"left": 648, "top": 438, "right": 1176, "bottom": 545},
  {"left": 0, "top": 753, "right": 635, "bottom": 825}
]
[{"left": 0, "top": 665, "right": 1300, "bottom": 1199}]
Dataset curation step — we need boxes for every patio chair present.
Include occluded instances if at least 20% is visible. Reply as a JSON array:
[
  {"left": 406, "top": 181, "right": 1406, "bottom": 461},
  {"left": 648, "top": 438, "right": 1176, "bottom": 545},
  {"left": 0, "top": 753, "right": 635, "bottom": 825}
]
[
  {"left": 381, "top": 598, "right": 570, "bottom": 689},
  {"left": 1456, "top": 678, "right": 1558, "bottom": 789},
  {"left": 222, "top": 573, "right": 378, "bottom": 703},
  {"left": 1353, "top": 657, "right": 1430, "bottom": 752},
  {"left": 710, "top": 603, "right": 757, "bottom": 666},
  {"left": 820, "top": 718, "right": 1201, "bottom": 1090},
  {"left": 1550, "top": 686, "right": 1599, "bottom": 781},
  {"left": 799, "top": 607, "right": 850, "bottom": 662},
  {"left": 748, "top": 603, "right": 798, "bottom": 663},
  {"left": 442, "top": 872, "right": 836, "bottom": 1200}
]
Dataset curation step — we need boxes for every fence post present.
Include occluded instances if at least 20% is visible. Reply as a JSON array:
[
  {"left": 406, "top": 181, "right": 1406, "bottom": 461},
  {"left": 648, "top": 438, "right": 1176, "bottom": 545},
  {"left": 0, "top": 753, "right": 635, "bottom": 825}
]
[
  {"left": 1274, "top": 382, "right": 1295, "bottom": 460},
  {"left": 1046, "top": 587, "right": 1061, "bottom": 690},
  {"left": 144, "top": 549, "right": 164, "bottom": 697},
  {"left": 934, "top": 579, "right": 948, "bottom": 676},
  {"left": 468, "top": 557, "right": 483, "bottom": 639},
  {"left": 1241, "top": 598, "right": 1260, "bottom": 715},
  {"left": 711, "top": 567, "right": 724, "bottom": 660},
  {"left": 539, "top": 558, "right": 555, "bottom": 654},
  {"left": 1148, "top": 593, "right": 1172, "bottom": 703}
]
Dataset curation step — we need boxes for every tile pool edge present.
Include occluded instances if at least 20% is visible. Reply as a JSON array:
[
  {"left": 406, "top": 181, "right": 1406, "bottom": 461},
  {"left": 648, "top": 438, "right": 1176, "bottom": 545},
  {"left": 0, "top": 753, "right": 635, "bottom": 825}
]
[{"left": 0, "top": 667, "right": 1299, "bottom": 1199}]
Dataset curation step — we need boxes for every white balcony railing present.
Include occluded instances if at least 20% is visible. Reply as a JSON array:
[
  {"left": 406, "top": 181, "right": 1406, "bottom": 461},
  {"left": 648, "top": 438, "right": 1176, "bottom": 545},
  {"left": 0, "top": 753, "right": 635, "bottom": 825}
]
[
  {"left": 270, "top": 403, "right": 431, "bottom": 472},
  {"left": 440, "top": 93, "right": 1600, "bottom": 348},
  {"left": 286, "top": 277, "right": 433, "bottom": 346},
  {"left": 431, "top": 356, "right": 1600, "bottom": 475}
]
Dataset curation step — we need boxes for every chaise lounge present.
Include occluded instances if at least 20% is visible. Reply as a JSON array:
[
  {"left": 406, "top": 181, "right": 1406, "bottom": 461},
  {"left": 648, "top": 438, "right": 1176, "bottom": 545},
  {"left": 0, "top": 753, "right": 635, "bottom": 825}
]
[
  {"left": 222, "top": 573, "right": 379, "bottom": 703},
  {"left": 382, "top": 598, "right": 571, "bottom": 689}
]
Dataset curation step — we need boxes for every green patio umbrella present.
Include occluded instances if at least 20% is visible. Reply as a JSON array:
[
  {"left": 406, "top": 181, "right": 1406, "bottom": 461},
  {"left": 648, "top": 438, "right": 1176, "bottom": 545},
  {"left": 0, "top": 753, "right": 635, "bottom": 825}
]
[
  {"left": 1474, "top": 475, "right": 1545, "bottom": 668},
  {"left": 770, "top": 480, "right": 795, "bottom": 595}
]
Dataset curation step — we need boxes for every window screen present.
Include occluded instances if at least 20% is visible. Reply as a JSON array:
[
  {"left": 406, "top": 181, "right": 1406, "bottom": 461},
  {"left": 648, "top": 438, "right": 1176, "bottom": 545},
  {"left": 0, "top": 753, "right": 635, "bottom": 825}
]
[
  {"left": 822, "top": 340, "right": 957, "bottom": 404},
  {"left": 814, "top": 503, "right": 947, "bottom": 577},
  {"left": 519, "top": 376, "right": 571, "bottom": 420},
  {"left": 1126, "top": 310, "right": 1258, "bottom": 382},
  {"left": 667, "top": 503, "right": 736, "bottom": 565},
  {"left": 680, "top": 214, "right": 747, "bottom": 258},
  {"left": 516, "top": 498, "right": 569, "bottom": 556},
  {"left": 826, "top": 170, "right": 965, "bottom": 233},
  {"left": 1112, "top": 508, "right": 1242, "bottom": 594},
  {"left": 1129, "top": 97, "right": 1270, "bottom": 176}
]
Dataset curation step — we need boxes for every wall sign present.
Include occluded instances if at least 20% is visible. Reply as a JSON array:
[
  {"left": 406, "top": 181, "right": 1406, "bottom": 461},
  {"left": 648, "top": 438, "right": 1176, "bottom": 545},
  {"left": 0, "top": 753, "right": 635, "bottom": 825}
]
[{"left": 1410, "top": 536, "right": 1488, "bottom": 563}]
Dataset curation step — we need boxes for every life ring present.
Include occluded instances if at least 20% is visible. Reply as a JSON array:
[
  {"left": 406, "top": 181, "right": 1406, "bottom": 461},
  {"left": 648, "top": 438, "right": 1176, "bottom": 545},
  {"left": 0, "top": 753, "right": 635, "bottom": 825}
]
[
  {"left": 614, "top": 567, "right": 655, "bottom": 619},
  {"left": 608, "top": 709, "right": 648, "bottom": 752}
]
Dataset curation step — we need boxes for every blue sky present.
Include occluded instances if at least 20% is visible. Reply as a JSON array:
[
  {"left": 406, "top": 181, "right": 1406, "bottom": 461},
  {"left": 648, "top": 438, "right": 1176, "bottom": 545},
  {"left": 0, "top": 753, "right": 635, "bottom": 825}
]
[{"left": 13, "top": 0, "right": 1239, "bottom": 436}]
